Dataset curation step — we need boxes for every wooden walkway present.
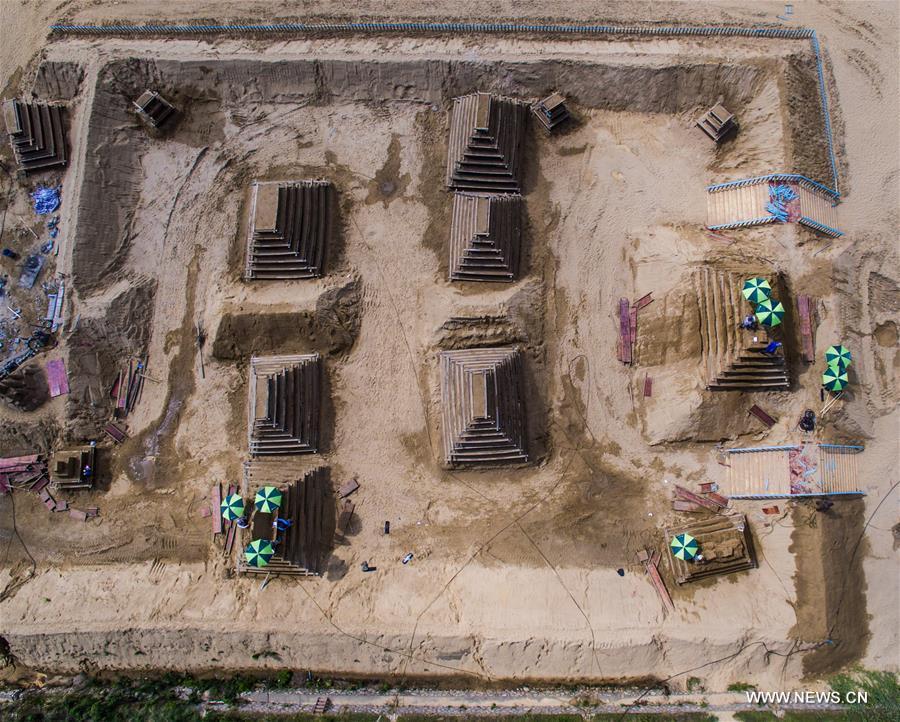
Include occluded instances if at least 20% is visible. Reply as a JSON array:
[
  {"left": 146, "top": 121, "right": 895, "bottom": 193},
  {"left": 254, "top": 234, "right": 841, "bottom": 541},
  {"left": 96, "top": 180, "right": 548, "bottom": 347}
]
[
  {"left": 707, "top": 178, "right": 842, "bottom": 236},
  {"left": 723, "top": 444, "right": 864, "bottom": 498}
]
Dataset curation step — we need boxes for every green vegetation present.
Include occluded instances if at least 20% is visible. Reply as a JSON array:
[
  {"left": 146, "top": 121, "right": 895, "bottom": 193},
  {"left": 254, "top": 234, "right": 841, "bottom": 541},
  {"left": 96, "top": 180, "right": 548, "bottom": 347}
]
[
  {"left": 734, "top": 668, "right": 900, "bottom": 722},
  {"left": 831, "top": 668, "right": 900, "bottom": 721},
  {"left": 727, "top": 681, "right": 757, "bottom": 692},
  {"left": 1, "top": 673, "right": 292, "bottom": 721},
  {"left": 686, "top": 676, "right": 704, "bottom": 692},
  {"left": 735, "top": 713, "right": 845, "bottom": 721}
]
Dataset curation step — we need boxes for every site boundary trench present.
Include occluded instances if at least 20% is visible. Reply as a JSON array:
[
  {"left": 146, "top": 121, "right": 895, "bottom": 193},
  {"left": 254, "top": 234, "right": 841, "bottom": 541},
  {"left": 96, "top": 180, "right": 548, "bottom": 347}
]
[{"left": 49, "top": 21, "right": 840, "bottom": 196}]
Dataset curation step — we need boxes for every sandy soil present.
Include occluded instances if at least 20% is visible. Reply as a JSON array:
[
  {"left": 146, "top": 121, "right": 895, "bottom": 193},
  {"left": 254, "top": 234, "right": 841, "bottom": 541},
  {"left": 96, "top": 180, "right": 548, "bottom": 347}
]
[{"left": 0, "top": 0, "right": 897, "bottom": 692}]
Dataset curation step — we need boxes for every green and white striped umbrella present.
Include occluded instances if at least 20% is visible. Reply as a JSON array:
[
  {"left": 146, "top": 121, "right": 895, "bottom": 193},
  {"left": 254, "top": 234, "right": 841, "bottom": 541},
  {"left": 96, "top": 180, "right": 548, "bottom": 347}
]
[
  {"left": 254, "top": 486, "right": 283, "bottom": 513},
  {"left": 755, "top": 297, "right": 785, "bottom": 327},
  {"left": 670, "top": 533, "right": 700, "bottom": 561},
  {"left": 742, "top": 277, "right": 772, "bottom": 304},
  {"left": 244, "top": 539, "right": 275, "bottom": 568},
  {"left": 825, "top": 345, "right": 851, "bottom": 369},
  {"left": 822, "top": 365, "right": 849, "bottom": 392},
  {"left": 220, "top": 493, "right": 245, "bottom": 521}
]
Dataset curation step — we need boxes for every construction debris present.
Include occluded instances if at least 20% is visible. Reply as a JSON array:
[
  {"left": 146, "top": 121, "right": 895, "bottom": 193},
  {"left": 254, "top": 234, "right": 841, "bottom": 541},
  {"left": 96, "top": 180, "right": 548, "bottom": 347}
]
[
  {"left": 531, "top": 92, "right": 571, "bottom": 132},
  {"left": 19, "top": 254, "right": 45, "bottom": 289}
]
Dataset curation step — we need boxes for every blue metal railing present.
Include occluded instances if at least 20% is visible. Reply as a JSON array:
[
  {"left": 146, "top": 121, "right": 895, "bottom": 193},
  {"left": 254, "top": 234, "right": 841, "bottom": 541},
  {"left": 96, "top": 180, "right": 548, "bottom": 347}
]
[
  {"left": 707, "top": 173, "right": 839, "bottom": 200},
  {"left": 47, "top": 20, "right": 841, "bottom": 195}
]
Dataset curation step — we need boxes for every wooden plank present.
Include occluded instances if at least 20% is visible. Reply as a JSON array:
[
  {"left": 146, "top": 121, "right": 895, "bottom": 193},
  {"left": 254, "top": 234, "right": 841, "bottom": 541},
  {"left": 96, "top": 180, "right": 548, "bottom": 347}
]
[
  {"left": 644, "top": 553, "right": 675, "bottom": 612},
  {"left": 673, "top": 484, "right": 721, "bottom": 512},
  {"left": 618, "top": 299, "right": 631, "bottom": 364},
  {"left": 211, "top": 484, "right": 223, "bottom": 535},
  {"left": 104, "top": 423, "right": 128, "bottom": 443},
  {"left": 699, "top": 482, "right": 718, "bottom": 493},
  {"left": 633, "top": 293, "right": 654, "bottom": 311},
  {"left": 672, "top": 500, "right": 703, "bottom": 512},
  {"left": 69, "top": 508, "right": 88, "bottom": 522},
  {"left": 0, "top": 454, "right": 39, "bottom": 470},
  {"left": 223, "top": 484, "right": 237, "bottom": 555},
  {"left": 762, "top": 505, "right": 780, "bottom": 515},
  {"left": 629, "top": 307, "right": 637, "bottom": 360},
  {"left": 643, "top": 375, "right": 652, "bottom": 397},
  {"left": 705, "top": 492, "right": 730, "bottom": 508},
  {"left": 748, "top": 404, "right": 777, "bottom": 428},
  {"left": 338, "top": 477, "right": 359, "bottom": 498}
]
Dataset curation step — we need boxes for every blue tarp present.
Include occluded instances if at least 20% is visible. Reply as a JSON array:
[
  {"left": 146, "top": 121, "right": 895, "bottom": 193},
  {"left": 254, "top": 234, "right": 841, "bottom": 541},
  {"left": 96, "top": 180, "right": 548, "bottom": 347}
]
[
  {"left": 767, "top": 184, "right": 797, "bottom": 222},
  {"left": 31, "top": 186, "right": 61, "bottom": 215}
]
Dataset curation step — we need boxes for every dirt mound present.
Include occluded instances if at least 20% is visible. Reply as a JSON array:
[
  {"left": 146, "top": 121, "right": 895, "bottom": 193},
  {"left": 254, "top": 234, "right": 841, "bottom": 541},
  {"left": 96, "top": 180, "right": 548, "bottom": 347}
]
[
  {"left": 65, "top": 278, "right": 156, "bottom": 440},
  {"left": 211, "top": 276, "right": 361, "bottom": 361},
  {"left": 31, "top": 60, "right": 84, "bottom": 101},
  {"left": 0, "top": 417, "right": 58, "bottom": 457},
  {"left": 784, "top": 53, "right": 833, "bottom": 185}
]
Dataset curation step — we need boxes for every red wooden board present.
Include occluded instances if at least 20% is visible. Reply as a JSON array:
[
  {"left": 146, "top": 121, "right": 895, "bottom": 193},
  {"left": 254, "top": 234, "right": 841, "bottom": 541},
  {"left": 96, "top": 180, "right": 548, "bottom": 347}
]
[
  {"left": 46, "top": 359, "right": 69, "bottom": 397},
  {"left": 674, "top": 485, "right": 721, "bottom": 511},
  {"left": 618, "top": 299, "right": 632, "bottom": 364},
  {"left": 0, "top": 454, "right": 39, "bottom": 471},
  {"left": 211, "top": 484, "right": 222, "bottom": 535}
]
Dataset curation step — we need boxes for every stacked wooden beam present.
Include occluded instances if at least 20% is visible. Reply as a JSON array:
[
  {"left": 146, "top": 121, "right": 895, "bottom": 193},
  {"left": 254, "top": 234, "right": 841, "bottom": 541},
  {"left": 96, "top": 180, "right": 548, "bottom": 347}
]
[
  {"left": 0, "top": 454, "right": 47, "bottom": 493},
  {"left": 531, "top": 92, "right": 571, "bottom": 132},
  {"left": 245, "top": 181, "right": 332, "bottom": 280},
  {"left": 3, "top": 98, "right": 68, "bottom": 173},
  {"left": 112, "top": 358, "right": 147, "bottom": 419},
  {"left": 694, "top": 268, "right": 789, "bottom": 390},
  {"left": 49, "top": 445, "right": 95, "bottom": 490},
  {"left": 248, "top": 354, "right": 321, "bottom": 456},
  {"left": 696, "top": 103, "right": 736, "bottom": 143},
  {"left": 440, "top": 347, "right": 528, "bottom": 466},
  {"left": 665, "top": 514, "right": 756, "bottom": 584},
  {"left": 239, "top": 467, "right": 333, "bottom": 576},
  {"left": 446, "top": 92, "right": 527, "bottom": 193},
  {"left": 637, "top": 548, "right": 674, "bottom": 613},
  {"left": 133, "top": 90, "right": 177, "bottom": 129},
  {"left": 449, "top": 192, "right": 522, "bottom": 282},
  {"left": 617, "top": 293, "right": 652, "bottom": 365}
]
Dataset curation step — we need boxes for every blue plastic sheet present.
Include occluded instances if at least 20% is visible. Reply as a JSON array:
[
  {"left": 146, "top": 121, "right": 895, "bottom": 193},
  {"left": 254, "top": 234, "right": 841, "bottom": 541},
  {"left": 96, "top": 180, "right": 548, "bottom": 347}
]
[{"left": 31, "top": 186, "right": 61, "bottom": 215}]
